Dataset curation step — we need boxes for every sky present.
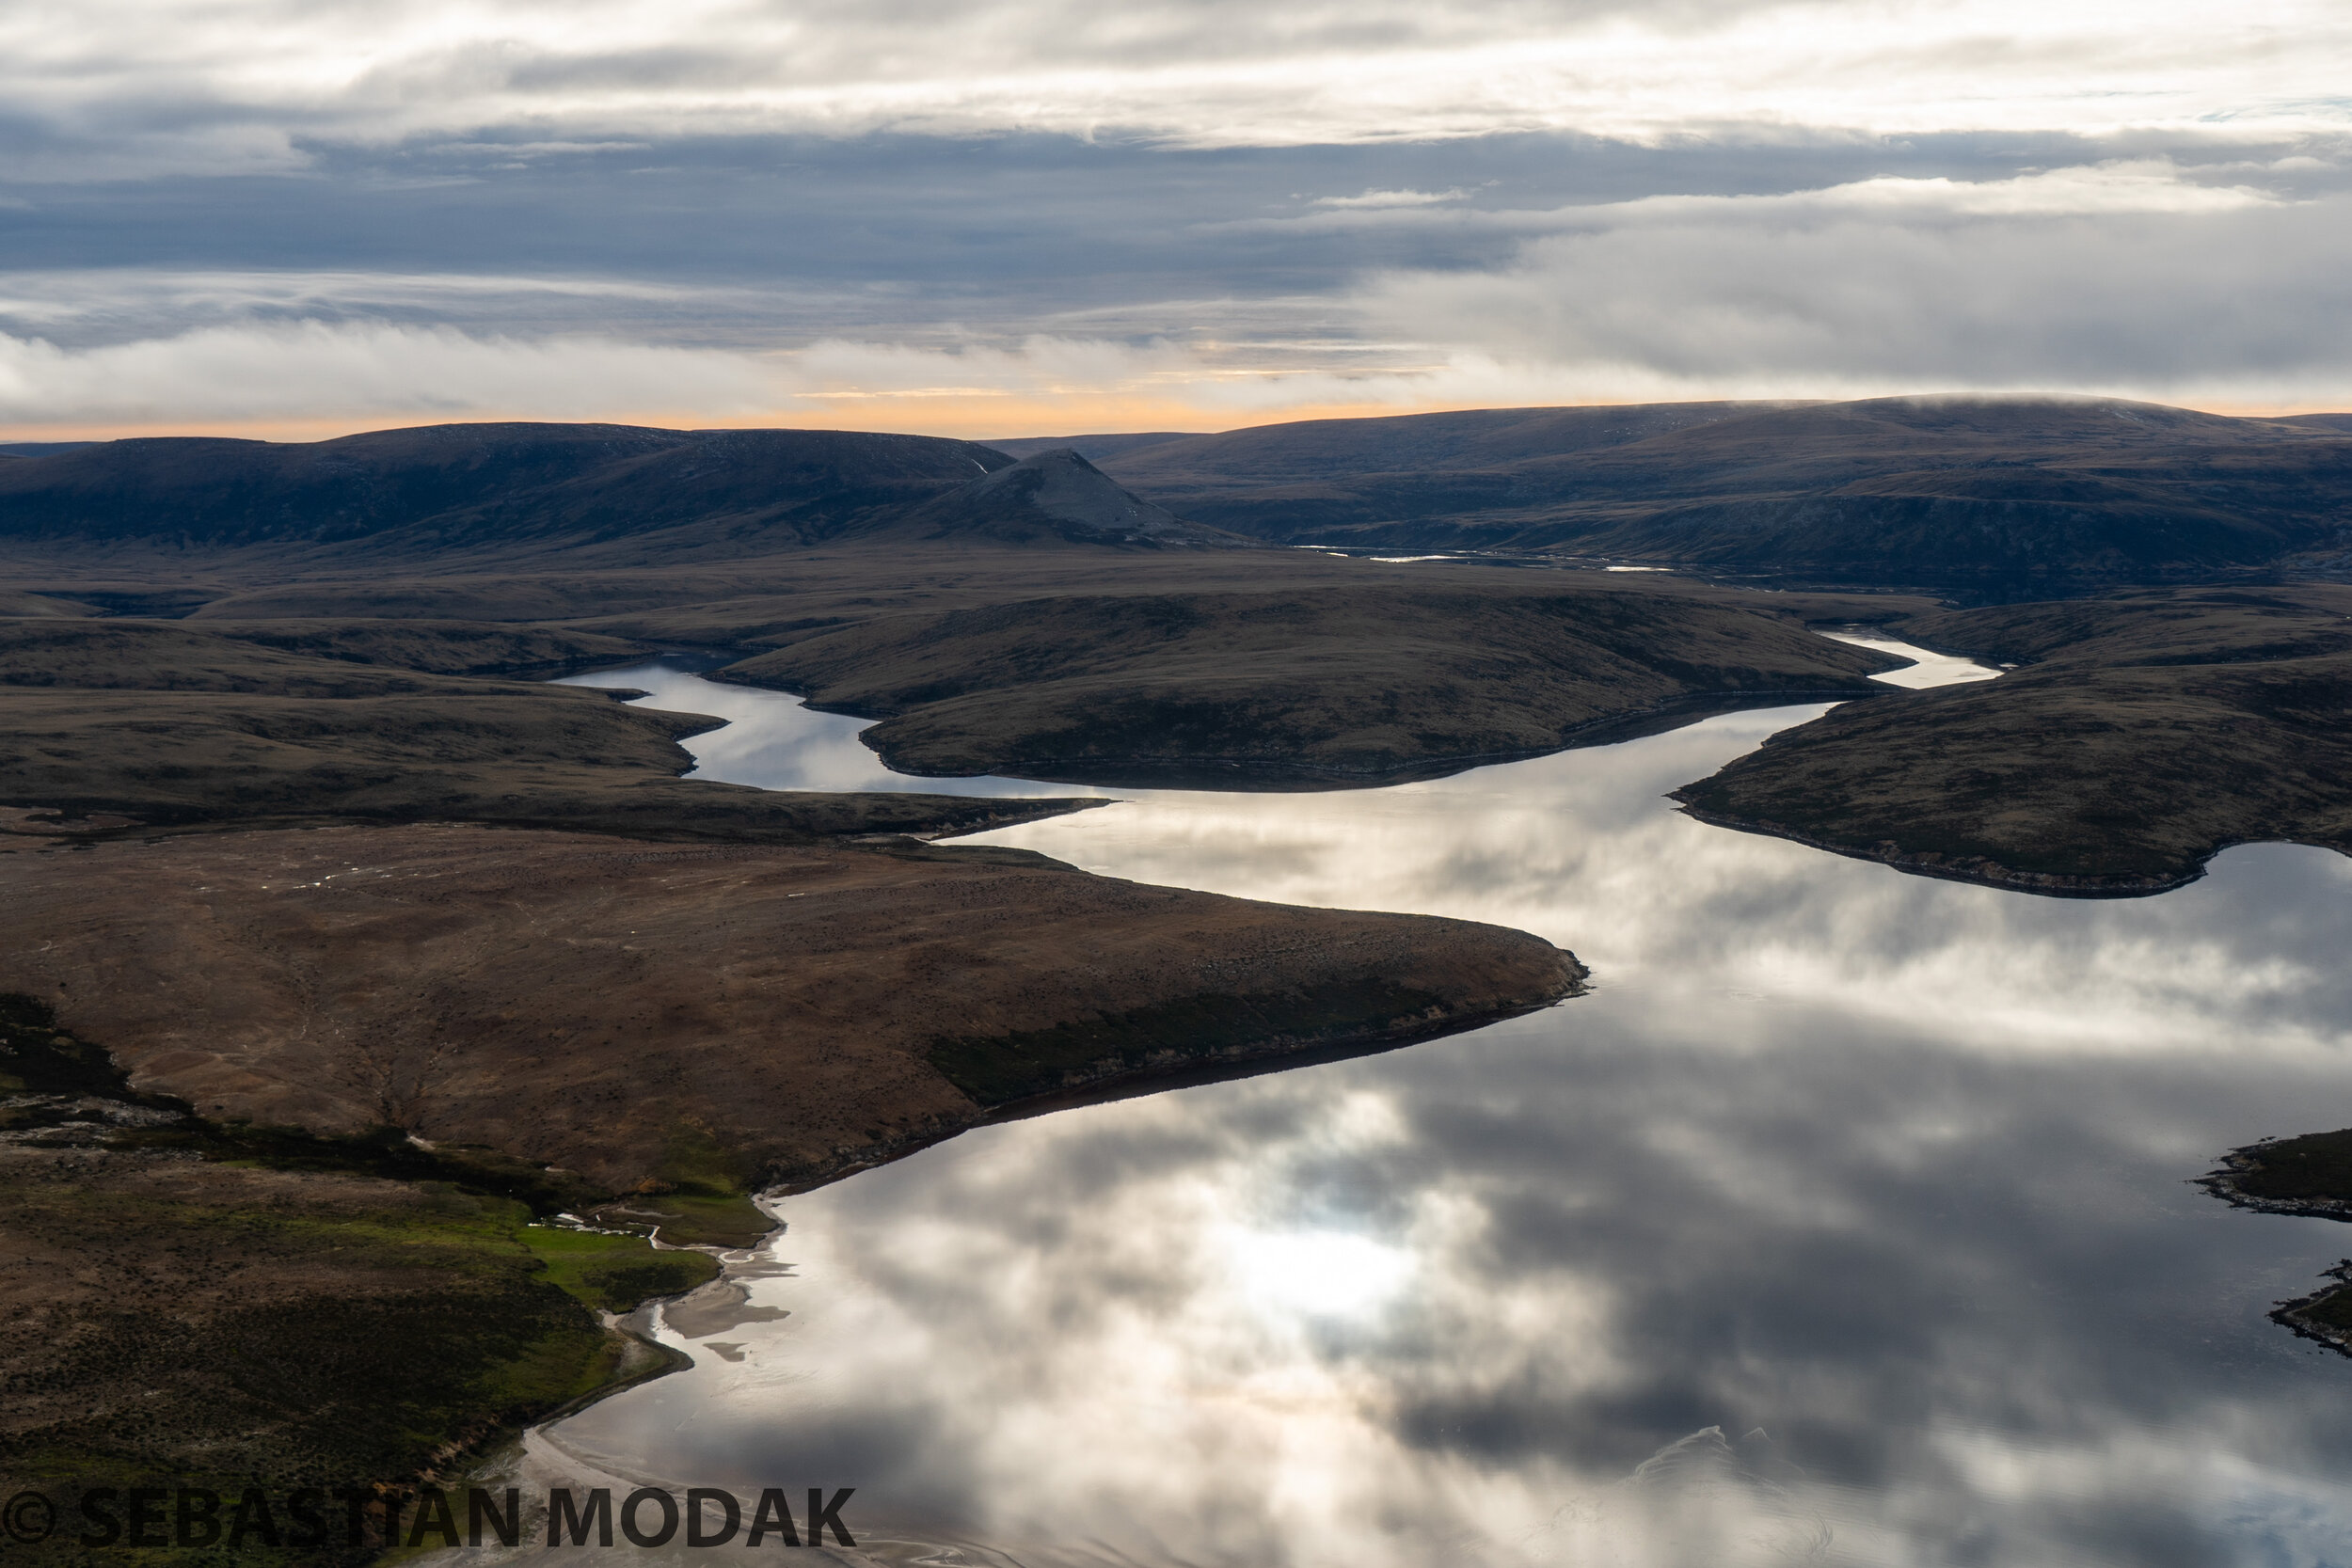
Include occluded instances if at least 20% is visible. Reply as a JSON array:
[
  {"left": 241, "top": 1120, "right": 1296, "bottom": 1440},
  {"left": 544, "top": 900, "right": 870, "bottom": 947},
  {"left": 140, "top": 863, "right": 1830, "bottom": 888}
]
[{"left": 2, "top": 0, "right": 2348, "bottom": 440}]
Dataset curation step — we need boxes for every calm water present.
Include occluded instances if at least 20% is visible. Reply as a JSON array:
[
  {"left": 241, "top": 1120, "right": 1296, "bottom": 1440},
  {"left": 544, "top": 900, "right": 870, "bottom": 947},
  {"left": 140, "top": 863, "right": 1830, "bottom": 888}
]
[{"left": 486, "top": 647, "right": 2352, "bottom": 1567}]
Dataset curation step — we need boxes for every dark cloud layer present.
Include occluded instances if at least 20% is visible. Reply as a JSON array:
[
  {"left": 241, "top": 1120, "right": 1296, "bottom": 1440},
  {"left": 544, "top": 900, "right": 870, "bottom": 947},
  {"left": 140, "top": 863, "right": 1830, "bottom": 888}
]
[{"left": 0, "top": 129, "right": 2142, "bottom": 349}]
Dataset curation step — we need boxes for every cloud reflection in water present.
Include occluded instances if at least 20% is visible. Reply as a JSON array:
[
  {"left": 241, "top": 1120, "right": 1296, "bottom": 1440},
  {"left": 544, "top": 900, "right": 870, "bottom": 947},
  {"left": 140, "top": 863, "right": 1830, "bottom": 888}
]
[{"left": 515, "top": 653, "right": 2352, "bottom": 1567}]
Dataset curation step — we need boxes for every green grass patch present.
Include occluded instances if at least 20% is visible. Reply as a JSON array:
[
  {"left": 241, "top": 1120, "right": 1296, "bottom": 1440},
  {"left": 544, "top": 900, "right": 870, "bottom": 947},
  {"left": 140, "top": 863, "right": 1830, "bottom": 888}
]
[
  {"left": 652, "top": 1120, "right": 760, "bottom": 1200},
  {"left": 0, "top": 1194, "right": 613, "bottom": 1506},
  {"left": 3, "top": 1162, "right": 723, "bottom": 1563},
  {"left": 119, "top": 1118, "right": 606, "bottom": 1214},
  {"left": 0, "top": 990, "right": 748, "bottom": 1563},
  {"left": 519, "top": 1226, "right": 723, "bottom": 1312},
  {"left": 581, "top": 1190, "right": 773, "bottom": 1248}
]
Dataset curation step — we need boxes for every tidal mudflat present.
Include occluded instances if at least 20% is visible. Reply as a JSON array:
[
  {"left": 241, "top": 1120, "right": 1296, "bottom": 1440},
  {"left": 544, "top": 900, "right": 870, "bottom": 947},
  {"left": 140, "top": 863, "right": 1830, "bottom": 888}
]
[{"left": 461, "top": 645, "right": 2352, "bottom": 1567}]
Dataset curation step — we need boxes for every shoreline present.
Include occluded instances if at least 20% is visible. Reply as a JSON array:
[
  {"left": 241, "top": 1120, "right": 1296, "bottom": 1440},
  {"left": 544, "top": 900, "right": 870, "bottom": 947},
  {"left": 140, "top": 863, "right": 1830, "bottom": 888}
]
[
  {"left": 1667, "top": 586, "right": 2352, "bottom": 902},
  {"left": 2266, "top": 1263, "right": 2352, "bottom": 1357},
  {"left": 517, "top": 971, "right": 1590, "bottom": 1517},
  {"left": 448, "top": 954, "right": 1594, "bottom": 1493},
  {"left": 753, "top": 968, "right": 1586, "bottom": 1200},
  {"left": 2200, "top": 1137, "right": 2352, "bottom": 1358},
  {"left": 933, "top": 689, "right": 1889, "bottom": 792},
  {"left": 1669, "top": 798, "right": 2210, "bottom": 899},
  {"left": 709, "top": 668, "right": 1893, "bottom": 794},
  {"left": 2197, "top": 1145, "right": 2352, "bottom": 1225}
]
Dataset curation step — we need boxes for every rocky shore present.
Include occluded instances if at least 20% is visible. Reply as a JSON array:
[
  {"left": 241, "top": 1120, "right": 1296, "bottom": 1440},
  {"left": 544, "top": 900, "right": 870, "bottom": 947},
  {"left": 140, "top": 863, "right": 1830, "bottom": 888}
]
[{"left": 2200, "top": 1129, "right": 2352, "bottom": 1356}]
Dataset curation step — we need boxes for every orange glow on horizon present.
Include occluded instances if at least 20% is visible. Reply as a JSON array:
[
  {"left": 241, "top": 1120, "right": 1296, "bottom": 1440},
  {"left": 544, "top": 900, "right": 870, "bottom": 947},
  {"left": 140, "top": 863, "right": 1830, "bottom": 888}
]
[
  {"left": 6, "top": 392, "right": 2344, "bottom": 447},
  {"left": 0, "top": 397, "right": 1503, "bottom": 446}
]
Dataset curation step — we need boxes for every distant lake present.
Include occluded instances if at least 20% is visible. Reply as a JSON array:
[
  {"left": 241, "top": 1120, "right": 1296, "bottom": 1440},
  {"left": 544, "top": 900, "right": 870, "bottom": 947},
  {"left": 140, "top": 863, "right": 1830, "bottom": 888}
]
[{"left": 489, "top": 644, "right": 2352, "bottom": 1566}]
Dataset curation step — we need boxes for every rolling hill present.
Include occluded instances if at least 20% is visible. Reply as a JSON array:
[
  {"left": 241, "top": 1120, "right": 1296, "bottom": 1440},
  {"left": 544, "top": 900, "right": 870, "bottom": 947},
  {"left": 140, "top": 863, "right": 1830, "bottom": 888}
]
[
  {"left": 1094, "top": 397, "right": 2352, "bottom": 590},
  {"left": 8, "top": 399, "right": 2348, "bottom": 588},
  {"left": 0, "top": 422, "right": 1018, "bottom": 562}
]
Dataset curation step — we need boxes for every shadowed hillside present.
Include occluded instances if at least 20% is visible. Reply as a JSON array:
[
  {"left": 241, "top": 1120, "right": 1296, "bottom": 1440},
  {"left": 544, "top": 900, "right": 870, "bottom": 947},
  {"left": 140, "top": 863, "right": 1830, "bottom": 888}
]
[
  {"left": 0, "top": 617, "right": 1087, "bottom": 843},
  {"left": 0, "top": 422, "right": 1017, "bottom": 562},
  {"left": 713, "top": 578, "right": 1901, "bottom": 785},
  {"left": 13, "top": 401, "right": 2347, "bottom": 588},
  {"left": 1096, "top": 397, "right": 2352, "bottom": 591}
]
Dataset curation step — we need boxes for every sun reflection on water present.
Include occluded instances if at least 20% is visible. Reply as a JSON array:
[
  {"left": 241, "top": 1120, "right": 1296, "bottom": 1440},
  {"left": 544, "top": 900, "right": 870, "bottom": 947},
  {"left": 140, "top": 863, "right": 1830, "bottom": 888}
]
[
  {"left": 496, "top": 644, "right": 2352, "bottom": 1568},
  {"left": 1228, "top": 1229, "right": 1416, "bottom": 1322}
]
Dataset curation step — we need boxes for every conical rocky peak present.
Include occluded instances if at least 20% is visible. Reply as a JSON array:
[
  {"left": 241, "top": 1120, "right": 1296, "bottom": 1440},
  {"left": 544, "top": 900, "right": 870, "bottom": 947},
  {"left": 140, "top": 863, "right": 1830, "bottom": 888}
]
[{"left": 896, "top": 448, "right": 1249, "bottom": 548}]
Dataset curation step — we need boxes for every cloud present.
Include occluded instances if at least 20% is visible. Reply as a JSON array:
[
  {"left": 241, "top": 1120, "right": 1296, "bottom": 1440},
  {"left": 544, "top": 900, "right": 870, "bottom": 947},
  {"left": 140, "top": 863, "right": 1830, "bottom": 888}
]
[
  {"left": 16, "top": 132, "right": 2075, "bottom": 354},
  {"left": 1355, "top": 173, "right": 2352, "bottom": 399},
  {"left": 3, "top": 0, "right": 2348, "bottom": 178},
  {"left": 0, "top": 269, "right": 726, "bottom": 333},
  {"left": 0, "top": 321, "right": 773, "bottom": 429},
  {"left": 1311, "top": 188, "right": 1471, "bottom": 209},
  {"left": 1799, "top": 160, "right": 2280, "bottom": 216},
  {"left": 0, "top": 316, "right": 1645, "bottom": 439}
]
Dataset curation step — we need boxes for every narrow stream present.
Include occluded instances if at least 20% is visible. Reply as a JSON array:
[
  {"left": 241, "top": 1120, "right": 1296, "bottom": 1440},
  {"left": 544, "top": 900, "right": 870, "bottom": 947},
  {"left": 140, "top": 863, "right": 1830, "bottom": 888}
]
[{"left": 440, "top": 641, "right": 2352, "bottom": 1566}]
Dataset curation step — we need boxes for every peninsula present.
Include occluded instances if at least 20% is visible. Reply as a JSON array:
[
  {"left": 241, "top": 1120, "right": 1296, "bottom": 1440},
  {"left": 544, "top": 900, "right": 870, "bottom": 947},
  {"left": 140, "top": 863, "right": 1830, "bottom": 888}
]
[{"left": 2201, "top": 1129, "right": 2352, "bottom": 1354}]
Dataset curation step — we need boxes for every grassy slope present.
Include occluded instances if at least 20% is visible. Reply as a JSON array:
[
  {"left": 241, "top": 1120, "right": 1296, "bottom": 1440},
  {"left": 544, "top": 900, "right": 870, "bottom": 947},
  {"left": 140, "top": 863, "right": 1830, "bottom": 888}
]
[
  {"left": 83, "top": 546, "right": 1911, "bottom": 785},
  {"left": 0, "top": 1158, "right": 722, "bottom": 1568},
  {"left": 707, "top": 578, "right": 1904, "bottom": 784},
  {"left": 6, "top": 823, "right": 1585, "bottom": 1192},
  {"left": 1673, "top": 585, "right": 2352, "bottom": 893},
  {"left": 1097, "top": 398, "right": 2352, "bottom": 589},
  {"left": 0, "top": 618, "right": 1086, "bottom": 842},
  {"left": 0, "top": 994, "right": 725, "bottom": 1565},
  {"left": 0, "top": 422, "right": 1016, "bottom": 562},
  {"left": 200, "top": 618, "right": 645, "bottom": 677}
]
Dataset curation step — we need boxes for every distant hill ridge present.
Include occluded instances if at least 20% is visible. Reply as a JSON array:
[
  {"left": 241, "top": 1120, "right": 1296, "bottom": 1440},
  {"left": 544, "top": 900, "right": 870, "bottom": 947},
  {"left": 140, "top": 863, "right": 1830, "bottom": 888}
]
[
  {"left": 0, "top": 423, "right": 1245, "bottom": 564},
  {"left": 0, "top": 423, "right": 1015, "bottom": 558},
  {"left": 1089, "top": 396, "right": 2352, "bottom": 587},
  {"left": 4, "top": 398, "right": 2348, "bottom": 584}
]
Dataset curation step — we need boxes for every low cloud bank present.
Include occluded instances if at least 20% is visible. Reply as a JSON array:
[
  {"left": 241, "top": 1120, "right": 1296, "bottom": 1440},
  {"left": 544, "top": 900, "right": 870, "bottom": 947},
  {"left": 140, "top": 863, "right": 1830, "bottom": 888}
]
[
  {"left": 1359, "top": 171, "right": 2352, "bottom": 399},
  {"left": 0, "top": 322, "right": 773, "bottom": 432}
]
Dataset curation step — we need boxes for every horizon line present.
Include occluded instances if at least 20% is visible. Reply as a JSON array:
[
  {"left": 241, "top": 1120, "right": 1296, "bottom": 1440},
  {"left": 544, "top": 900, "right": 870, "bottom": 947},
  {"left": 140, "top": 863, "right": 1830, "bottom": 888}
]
[{"left": 6, "top": 391, "right": 2348, "bottom": 448}]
